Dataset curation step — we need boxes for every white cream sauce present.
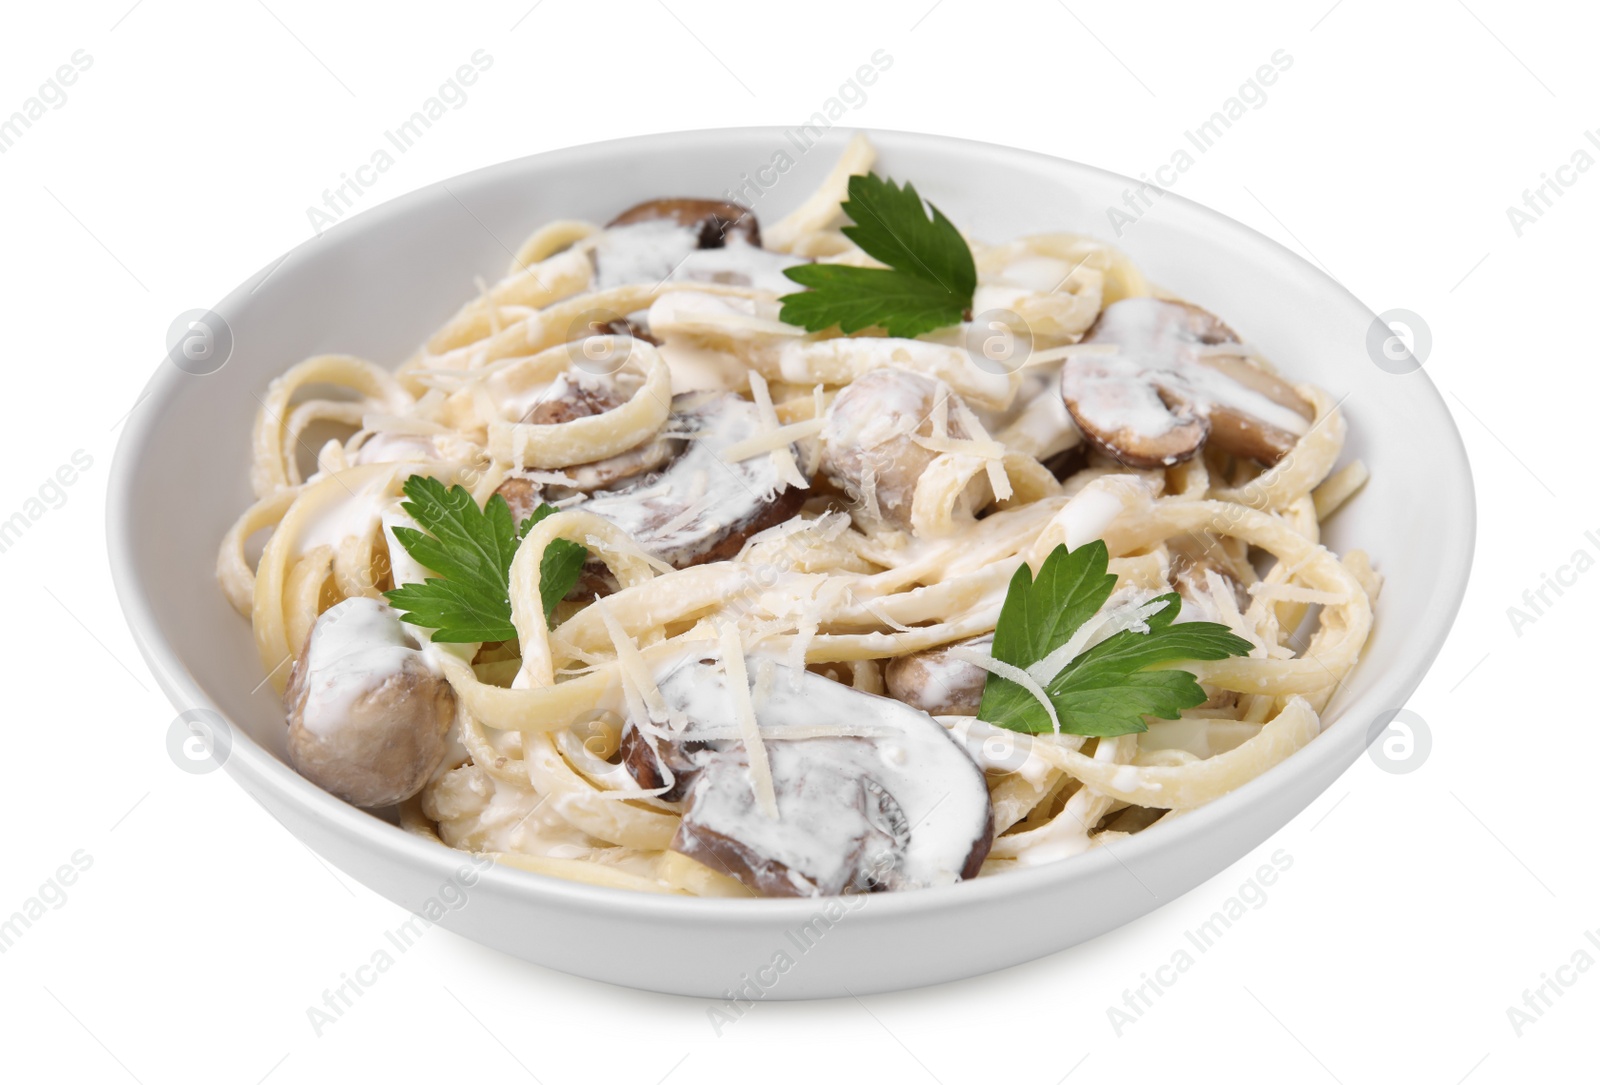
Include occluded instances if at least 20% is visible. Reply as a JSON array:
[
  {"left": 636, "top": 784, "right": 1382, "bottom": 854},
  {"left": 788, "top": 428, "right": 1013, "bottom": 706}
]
[
  {"left": 1062, "top": 354, "right": 1183, "bottom": 439},
  {"left": 971, "top": 255, "right": 1074, "bottom": 315},
  {"left": 592, "top": 220, "right": 700, "bottom": 290},
  {"left": 593, "top": 221, "right": 802, "bottom": 294},
  {"left": 1052, "top": 481, "right": 1128, "bottom": 550},
  {"left": 381, "top": 503, "right": 431, "bottom": 588},
  {"left": 429, "top": 763, "right": 615, "bottom": 859},
  {"left": 299, "top": 598, "right": 436, "bottom": 739},
  {"left": 355, "top": 432, "right": 439, "bottom": 465},
  {"left": 647, "top": 291, "right": 764, "bottom": 393},
  {"left": 675, "top": 240, "right": 802, "bottom": 294},
  {"left": 291, "top": 472, "right": 394, "bottom": 560}
]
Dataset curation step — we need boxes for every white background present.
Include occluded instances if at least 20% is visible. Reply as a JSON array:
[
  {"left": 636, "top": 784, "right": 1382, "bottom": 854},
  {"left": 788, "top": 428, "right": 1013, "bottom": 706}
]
[{"left": 0, "top": 1, "right": 1594, "bottom": 1081}]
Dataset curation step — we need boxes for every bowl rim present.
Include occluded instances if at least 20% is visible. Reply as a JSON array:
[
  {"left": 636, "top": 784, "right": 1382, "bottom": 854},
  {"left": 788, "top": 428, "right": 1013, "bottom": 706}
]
[{"left": 107, "top": 125, "right": 1476, "bottom": 924}]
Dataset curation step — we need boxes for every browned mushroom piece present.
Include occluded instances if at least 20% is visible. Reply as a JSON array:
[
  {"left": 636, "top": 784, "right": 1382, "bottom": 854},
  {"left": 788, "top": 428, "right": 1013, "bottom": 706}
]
[
  {"left": 580, "top": 391, "right": 807, "bottom": 568},
  {"left": 521, "top": 371, "right": 626, "bottom": 425},
  {"left": 884, "top": 634, "right": 994, "bottom": 716},
  {"left": 284, "top": 597, "right": 456, "bottom": 808},
  {"left": 1180, "top": 351, "right": 1313, "bottom": 464},
  {"left": 492, "top": 477, "right": 544, "bottom": 527},
  {"left": 819, "top": 368, "right": 986, "bottom": 531},
  {"left": 1165, "top": 537, "right": 1248, "bottom": 711},
  {"left": 593, "top": 199, "right": 804, "bottom": 294},
  {"left": 620, "top": 654, "right": 993, "bottom": 897},
  {"left": 1062, "top": 298, "right": 1314, "bottom": 468},
  {"left": 607, "top": 198, "right": 760, "bottom": 248},
  {"left": 1166, "top": 534, "right": 1249, "bottom": 622},
  {"left": 595, "top": 316, "right": 660, "bottom": 347},
  {"left": 492, "top": 479, "right": 618, "bottom": 605},
  {"left": 493, "top": 371, "right": 684, "bottom": 508},
  {"left": 616, "top": 719, "right": 701, "bottom": 802}
]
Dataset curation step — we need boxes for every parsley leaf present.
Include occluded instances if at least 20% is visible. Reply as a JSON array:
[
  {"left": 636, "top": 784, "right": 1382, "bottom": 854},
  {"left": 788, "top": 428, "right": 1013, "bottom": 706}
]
[
  {"left": 383, "top": 475, "right": 587, "bottom": 642},
  {"left": 978, "top": 541, "right": 1255, "bottom": 736},
  {"left": 778, "top": 173, "right": 976, "bottom": 339}
]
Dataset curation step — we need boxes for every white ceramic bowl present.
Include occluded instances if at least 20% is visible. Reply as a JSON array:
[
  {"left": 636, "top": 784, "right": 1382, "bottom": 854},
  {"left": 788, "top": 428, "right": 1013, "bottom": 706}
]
[{"left": 108, "top": 128, "right": 1474, "bottom": 998}]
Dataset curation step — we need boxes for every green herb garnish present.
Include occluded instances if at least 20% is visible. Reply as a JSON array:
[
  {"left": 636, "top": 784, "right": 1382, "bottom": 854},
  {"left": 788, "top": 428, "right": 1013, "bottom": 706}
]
[
  {"left": 978, "top": 541, "right": 1254, "bottom": 736},
  {"left": 383, "top": 475, "right": 586, "bottom": 641},
  {"left": 778, "top": 173, "right": 976, "bottom": 339}
]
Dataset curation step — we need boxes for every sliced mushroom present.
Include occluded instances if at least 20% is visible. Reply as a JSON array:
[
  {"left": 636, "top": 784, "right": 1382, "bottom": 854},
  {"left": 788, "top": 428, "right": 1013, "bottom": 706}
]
[
  {"left": 284, "top": 597, "right": 456, "bottom": 808},
  {"left": 592, "top": 199, "right": 756, "bottom": 293},
  {"left": 594, "top": 199, "right": 805, "bottom": 294},
  {"left": 493, "top": 370, "right": 683, "bottom": 504},
  {"left": 617, "top": 719, "right": 701, "bottom": 802},
  {"left": 884, "top": 634, "right": 994, "bottom": 716},
  {"left": 1063, "top": 298, "right": 1314, "bottom": 468},
  {"left": 621, "top": 654, "right": 993, "bottom": 897},
  {"left": 1177, "top": 351, "right": 1312, "bottom": 464},
  {"left": 521, "top": 369, "right": 627, "bottom": 426},
  {"left": 1061, "top": 352, "right": 1209, "bottom": 468},
  {"left": 580, "top": 391, "right": 807, "bottom": 568},
  {"left": 492, "top": 476, "right": 544, "bottom": 527},
  {"left": 820, "top": 368, "right": 987, "bottom": 531},
  {"left": 607, "top": 198, "right": 761, "bottom": 248},
  {"left": 490, "top": 475, "right": 620, "bottom": 603},
  {"left": 596, "top": 316, "right": 660, "bottom": 346}
]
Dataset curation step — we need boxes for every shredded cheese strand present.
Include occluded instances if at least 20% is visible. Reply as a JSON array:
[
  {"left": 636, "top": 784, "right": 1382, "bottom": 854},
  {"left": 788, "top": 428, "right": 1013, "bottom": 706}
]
[{"left": 719, "top": 626, "right": 779, "bottom": 819}]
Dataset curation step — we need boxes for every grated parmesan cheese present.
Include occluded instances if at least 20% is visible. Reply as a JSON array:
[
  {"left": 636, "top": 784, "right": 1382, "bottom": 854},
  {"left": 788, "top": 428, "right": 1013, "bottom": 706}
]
[
  {"left": 1247, "top": 581, "right": 1344, "bottom": 606},
  {"left": 744, "top": 371, "right": 808, "bottom": 491},
  {"left": 718, "top": 417, "right": 826, "bottom": 464},
  {"left": 910, "top": 434, "right": 1008, "bottom": 460},
  {"left": 599, "top": 601, "right": 669, "bottom": 726},
  {"left": 951, "top": 397, "right": 1014, "bottom": 502},
  {"left": 719, "top": 626, "right": 779, "bottom": 819}
]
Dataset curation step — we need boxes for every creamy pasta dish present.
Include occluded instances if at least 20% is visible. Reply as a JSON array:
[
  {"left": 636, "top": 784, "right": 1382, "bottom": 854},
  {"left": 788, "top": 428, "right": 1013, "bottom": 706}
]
[{"left": 218, "top": 134, "right": 1377, "bottom": 899}]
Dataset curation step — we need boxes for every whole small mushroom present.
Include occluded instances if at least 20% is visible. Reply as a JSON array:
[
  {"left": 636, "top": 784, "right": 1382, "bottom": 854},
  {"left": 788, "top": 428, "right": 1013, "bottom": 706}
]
[{"left": 285, "top": 597, "right": 456, "bottom": 808}]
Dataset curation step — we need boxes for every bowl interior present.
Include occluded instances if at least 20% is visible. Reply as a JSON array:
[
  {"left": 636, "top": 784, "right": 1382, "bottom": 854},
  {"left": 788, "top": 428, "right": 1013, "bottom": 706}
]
[{"left": 110, "top": 127, "right": 1472, "bottom": 915}]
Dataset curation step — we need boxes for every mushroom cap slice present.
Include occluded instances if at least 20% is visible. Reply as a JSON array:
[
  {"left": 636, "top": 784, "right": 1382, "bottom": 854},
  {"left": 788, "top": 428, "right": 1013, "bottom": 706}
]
[
  {"left": 520, "top": 370, "right": 627, "bottom": 426},
  {"left": 493, "top": 370, "right": 684, "bottom": 503},
  {"left": 820, "top": 368, "right": 984, "bottom": 530},
  {"left": 607, "top": 198, "right": 760, "bottom": 248},
  {"left": 285, "top": 597, "right": 456, "bottom": 808},
  {"left": 617, "top": 716, "right": 702, "bottom": 802},
  {"left": 1061, "top": 353, "right": 1209, "bottom": 468},
  {"left": 884, "top": 634, "right": 994, "bottom": 716},
  {"left": 595, "top": 200, "right": 804, "bottom": 293},
  {"left": 580, "top": 391, "right": 807, "bottom": 568},
  {"left": 1171, "top": 352, "right": 1312, "bottom": 464},
  {"left": 1063, "top": 297, "right": 1313, "bottom": 467},
  {"left": 624, "top": 655, "right": 994, "bottom": 897}
]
